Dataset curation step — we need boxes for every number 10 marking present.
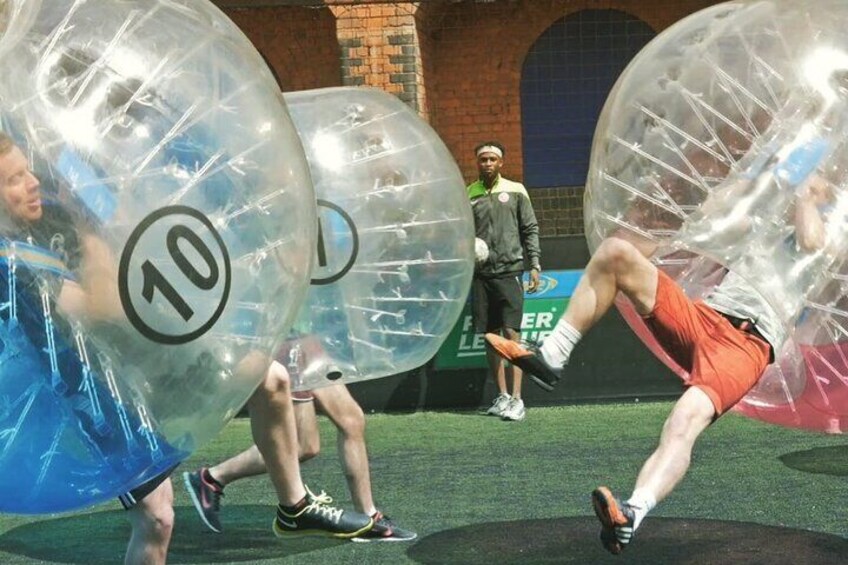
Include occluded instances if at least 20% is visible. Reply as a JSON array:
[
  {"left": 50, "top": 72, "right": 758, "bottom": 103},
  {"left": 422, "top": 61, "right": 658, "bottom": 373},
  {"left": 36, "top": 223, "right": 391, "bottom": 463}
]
[
  {"left": 140, "top": 225, "right": 221, "bottom": 321},
  {"left": 119, "top": 206, "right": 231, "bottom": 345}
]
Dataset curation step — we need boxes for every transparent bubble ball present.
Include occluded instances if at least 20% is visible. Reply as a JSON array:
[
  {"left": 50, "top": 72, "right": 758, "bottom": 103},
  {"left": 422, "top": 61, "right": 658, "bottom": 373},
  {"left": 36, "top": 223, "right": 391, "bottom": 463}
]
[
  {"left": 0, "top": 0, "right": 315, "bottom": 512},
  {"left": 585, "top": 0, "right": 848, "bottom": 432},
  {"left": 278, "top": 87, "right": 475, "bottom": 389}
]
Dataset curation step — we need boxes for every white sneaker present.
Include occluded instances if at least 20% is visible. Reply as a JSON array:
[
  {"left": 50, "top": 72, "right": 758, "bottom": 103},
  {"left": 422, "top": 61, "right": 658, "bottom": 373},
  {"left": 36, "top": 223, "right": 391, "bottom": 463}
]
[
  {"left": 501, "top": 397, "right": 526, "bottom": 421},
  {"left": 486, "top": 393, "right": 511, "bottom": 416}
]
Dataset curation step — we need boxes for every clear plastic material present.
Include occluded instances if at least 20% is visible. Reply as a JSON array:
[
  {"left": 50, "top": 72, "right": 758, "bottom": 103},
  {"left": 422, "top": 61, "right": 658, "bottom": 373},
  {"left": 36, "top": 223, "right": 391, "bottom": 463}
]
[
  {"left": 0, "top": 0, "right": 315, "bottom": 512},
  {"left": 280, "top": 87, "right": 474, "bottom": 390},
  {"left": 585, "top": 0, "right": 848, "bottom": 432}
]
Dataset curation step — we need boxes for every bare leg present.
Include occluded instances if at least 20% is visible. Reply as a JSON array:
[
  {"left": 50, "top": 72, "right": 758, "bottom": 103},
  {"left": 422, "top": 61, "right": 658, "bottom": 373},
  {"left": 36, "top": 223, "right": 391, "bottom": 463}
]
[
  {"left": 503, "top": 327, "right": 522, "bottom": 398},
  {"left": 591, "top": 388, "right": 716, "bottom": 555},
  {"left": 313, "top": 384, "right": 375, "bottom": 515},
  {"left": 245, "top": 358, "right": 306, "bottom": 506},
  {"left": 633, "top": 387, "right": 716, "bottom": 502},
  {"left": 294, "top": 397, "right": 321, "bottom": 462},
  {"left": 209, "top": 398, "right": 321, "bottom": 487},
  {"left": 125, "top": 479, "right": 174, "bottom": 565},
  {"left": 486, "top": 341, "right": 507, "bottom": 395},
  {"left": 209, "top": 445, "right": 266, "bottom": 487},
  {"left": 563, "top": 237, "right": 659, "bottom": 334}
]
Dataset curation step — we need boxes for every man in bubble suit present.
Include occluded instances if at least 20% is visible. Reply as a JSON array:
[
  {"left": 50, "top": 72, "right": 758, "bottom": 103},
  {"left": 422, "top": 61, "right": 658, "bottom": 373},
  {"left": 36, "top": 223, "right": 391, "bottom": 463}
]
[
  {"left": 484, "top": 132, "right": 833, "bottom": 551},
  {"left": 0, "top": 133, "right": 375, "bottom": 561},
  {"left": 183, "top": 335, "right": 416, "bottom": 542},
  {"left": 0, "top": 131, "right": 171, "bottom": 561},
  {"left": 468, "top": 141, "right": 541, "bottom": 421}
]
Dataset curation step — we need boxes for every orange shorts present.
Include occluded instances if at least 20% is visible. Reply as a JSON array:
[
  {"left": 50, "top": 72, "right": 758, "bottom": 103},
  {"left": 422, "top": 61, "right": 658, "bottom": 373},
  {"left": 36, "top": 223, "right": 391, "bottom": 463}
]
[{"left": 645, "top": 271, "right": 772, "bottom": 415}]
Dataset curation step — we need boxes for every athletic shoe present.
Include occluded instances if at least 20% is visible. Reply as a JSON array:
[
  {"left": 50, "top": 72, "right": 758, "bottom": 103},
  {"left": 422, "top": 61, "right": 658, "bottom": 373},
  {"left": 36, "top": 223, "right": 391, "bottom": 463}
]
[
  {"left": 599, "top": 524, "right": 622, "bottom": 554},
  {"left": 352, "top": 511, "right": 418, "bottom": 543},
  {"left": 272, "top": 487, "right": 374, "bottom": 539},
  {"left": 484, "top": 334, "right": 562, "bottom": 391},
  {"left": 183, "top": 468, "right": 224, "bottom": 533},
  {"left": 591, "top": 487, "right": 636, "bottom": 554},
  {"left": 486, "top": 392, "right": 511, "bottom": 416},
  {"left": 501, "top": 397, "right": 526, "bottom": 421}
]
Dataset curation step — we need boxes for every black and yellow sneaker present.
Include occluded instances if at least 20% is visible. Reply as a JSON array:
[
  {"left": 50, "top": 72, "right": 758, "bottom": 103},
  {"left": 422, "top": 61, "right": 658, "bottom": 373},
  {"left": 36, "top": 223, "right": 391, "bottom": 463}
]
[
  {"left": 591, "top": 487, "right": 636, "bottom": 555},
  {"left": 272, "top": 487, "right": 374, "bottom": 539},
  {"left": 352, "top": 511, "right": 418, "bottom": 543},
  {"left": 484, "top": 333, "right": 562, "bottom": 391}
]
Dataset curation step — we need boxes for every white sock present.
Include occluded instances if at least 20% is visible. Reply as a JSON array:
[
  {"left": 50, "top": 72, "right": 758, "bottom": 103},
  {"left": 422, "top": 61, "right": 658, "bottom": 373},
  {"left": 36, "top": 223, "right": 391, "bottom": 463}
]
[
  {"left": 626, "top": 488, "right": 657, "bottom": 531},
  {"left": 539, "top": 318, "right": 581, "bottom": 367}
]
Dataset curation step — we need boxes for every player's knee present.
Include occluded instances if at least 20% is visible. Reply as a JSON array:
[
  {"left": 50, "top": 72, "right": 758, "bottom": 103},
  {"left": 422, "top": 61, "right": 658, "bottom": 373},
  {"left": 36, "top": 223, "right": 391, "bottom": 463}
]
[
  {"left": 594, "top": 237, "right": 641, "bottom": 274},
  {"left": 337, "top": 406, "right": 366, "bottom": 439},
  {"left": 255, "top": 362, "right": 292, "bottom": 398},
  {"left": 155, "top": 505, "right": 175, "bottom": 540},
  {"left": 299, "top": 437, "right": 320, "bottom": 462},
  {"left": 662, "top": 402, "right": 710, "bottom": 445},
  {"left": 137, "top": 501, "right": 174, "bottom": 543}
]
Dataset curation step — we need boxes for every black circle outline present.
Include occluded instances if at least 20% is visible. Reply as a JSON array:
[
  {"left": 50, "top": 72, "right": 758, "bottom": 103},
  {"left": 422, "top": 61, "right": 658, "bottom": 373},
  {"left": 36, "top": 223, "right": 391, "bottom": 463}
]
[
  {"left": 311, "top": 198, "right": 359, "bottom": 286},
  {"left": 118, "top": 205, "right": 232, "bottom": 345}
]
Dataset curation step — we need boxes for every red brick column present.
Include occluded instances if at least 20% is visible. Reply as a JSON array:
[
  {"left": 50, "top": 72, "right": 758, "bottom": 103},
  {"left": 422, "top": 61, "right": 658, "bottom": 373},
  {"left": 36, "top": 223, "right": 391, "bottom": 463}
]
[{"left": 328, "top": 3, "right": 428, "bottom": 116}]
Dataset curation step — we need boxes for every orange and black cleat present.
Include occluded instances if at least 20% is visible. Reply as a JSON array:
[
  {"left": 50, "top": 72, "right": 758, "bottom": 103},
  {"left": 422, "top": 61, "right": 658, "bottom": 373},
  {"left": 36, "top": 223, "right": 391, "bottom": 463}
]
[
  {"left": 591, "top": 487, "right": 636, "bottom": 555},
  {"left": 484, "top": 333, "right": 562, "bottom": 391}
]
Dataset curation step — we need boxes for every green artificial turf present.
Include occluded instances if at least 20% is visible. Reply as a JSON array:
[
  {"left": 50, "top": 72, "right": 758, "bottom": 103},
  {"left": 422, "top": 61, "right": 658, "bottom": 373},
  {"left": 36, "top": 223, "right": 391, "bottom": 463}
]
[{"left": 0, "top": 402, "right": 845, "bottom": 563}]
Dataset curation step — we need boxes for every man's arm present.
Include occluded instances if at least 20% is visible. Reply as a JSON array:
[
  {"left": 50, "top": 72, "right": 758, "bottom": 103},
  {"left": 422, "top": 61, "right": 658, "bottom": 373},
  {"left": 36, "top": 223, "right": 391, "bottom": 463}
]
[
  {"left": 57, "top": 233, "right": 124, "bottom": 320},
  {"left": 517, "top": 188, "right": 541, "bottom": 292}
]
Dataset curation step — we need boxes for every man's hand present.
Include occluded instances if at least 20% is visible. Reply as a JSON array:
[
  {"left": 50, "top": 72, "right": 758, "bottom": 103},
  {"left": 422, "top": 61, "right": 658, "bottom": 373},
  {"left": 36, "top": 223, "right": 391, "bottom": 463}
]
[
  {"left": 527, "top": 268, "right": 541, "bottom": 293},
  {"left": 794, "top": 175, "right": 829, "bottom": 253}
]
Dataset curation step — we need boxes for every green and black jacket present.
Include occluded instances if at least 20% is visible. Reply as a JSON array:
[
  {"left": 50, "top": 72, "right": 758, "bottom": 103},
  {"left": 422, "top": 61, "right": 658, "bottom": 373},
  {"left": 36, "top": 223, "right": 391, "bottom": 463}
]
[{"left": 467, "top": 174, "right": 541, "bottom": 278}]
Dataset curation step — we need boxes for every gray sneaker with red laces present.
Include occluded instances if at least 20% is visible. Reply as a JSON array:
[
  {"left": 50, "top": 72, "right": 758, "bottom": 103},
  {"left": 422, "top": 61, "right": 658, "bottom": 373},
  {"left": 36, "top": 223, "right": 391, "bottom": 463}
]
[
  {"left": 352, "top": 511, "right": 417, "bottom": 543},
  {"left": 183, "top": 468, "right": 224, "bottom": 533}
]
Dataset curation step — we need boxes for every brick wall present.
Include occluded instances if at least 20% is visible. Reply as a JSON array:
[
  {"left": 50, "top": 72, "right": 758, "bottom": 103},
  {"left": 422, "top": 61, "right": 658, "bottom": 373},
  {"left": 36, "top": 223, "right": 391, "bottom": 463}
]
[
  {"left": 224, "top": 6, "right": 341, "bottom": 91},
  {"left": 330, "top": 4, "right": 427, "bottom": 113},
  {"left": 418, "top": 0, "right": 715, "bottom": 184},
  {"left": 221, "top": 0, "right": 722, "bottom": 235}
]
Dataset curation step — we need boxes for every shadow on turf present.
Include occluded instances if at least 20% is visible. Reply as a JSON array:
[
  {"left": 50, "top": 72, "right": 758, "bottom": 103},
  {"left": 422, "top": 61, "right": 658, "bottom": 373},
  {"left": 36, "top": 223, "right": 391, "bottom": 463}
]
[
  {"left": 0, "top": 505, "right": 345, "bottom": 563},
  {"left": 779, "top": 445, "right": 848, "bottom": 476},
  {"left": 406, "top": 516, "right": 848, "bottom": 565}
]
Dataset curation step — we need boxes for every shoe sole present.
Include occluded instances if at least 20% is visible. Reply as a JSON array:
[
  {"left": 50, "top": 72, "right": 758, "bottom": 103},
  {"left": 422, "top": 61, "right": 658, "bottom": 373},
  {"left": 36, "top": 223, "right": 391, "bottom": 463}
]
[
  {"left": 351, "top": 533, "right": 418, "bottom": 543},
  {"left": 528, "top": 373, "right": 554, "bottom": 392},
  {"left": 515, "top": 355, "right": 561, "bottom": 391},
  {"left": 599, "top": 526, "right": 622, "bottom": 555},
  {"left": 182, "top": 472, "right": 222, "bottom": 534},
  {"left": 484, "top": 334, "right": 559, "bottom": 392},
  {"left": 272, "top": 517, "right": 374, "bottom": 540},
  {"left": 591, "top": 487, "right": 627, "bottom": 555},
  {"left": 591, "top": 487, "right": 628, "bottom": 528}
]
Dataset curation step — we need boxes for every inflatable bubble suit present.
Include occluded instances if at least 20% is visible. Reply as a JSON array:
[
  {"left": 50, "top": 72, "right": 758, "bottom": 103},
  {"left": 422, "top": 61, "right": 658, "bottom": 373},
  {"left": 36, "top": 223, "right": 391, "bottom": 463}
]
[
  {"left": 586, "top": 0, "right": 848, "bottom": 433},
  {"left": 278, "top": 87, "right": 474, "bottom": 390},
  {"left": 0, "top": 0, "right": 316, "bottom": 512}
]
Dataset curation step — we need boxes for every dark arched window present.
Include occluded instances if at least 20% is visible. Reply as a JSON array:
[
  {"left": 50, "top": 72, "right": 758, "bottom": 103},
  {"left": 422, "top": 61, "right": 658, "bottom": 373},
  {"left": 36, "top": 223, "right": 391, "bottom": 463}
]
[{"left": 521, "top": 10, "right": 655, "bottom": 187}]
